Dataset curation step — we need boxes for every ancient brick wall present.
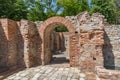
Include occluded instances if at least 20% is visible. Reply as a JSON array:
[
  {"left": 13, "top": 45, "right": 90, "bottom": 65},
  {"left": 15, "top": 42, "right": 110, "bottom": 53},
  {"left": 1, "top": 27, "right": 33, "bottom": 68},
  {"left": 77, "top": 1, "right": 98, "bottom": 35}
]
[
  {"left": 0, "top": 19, "right": 17, "bottom": 70},
  {"left": 0, "top": 12, "right": 120, "bottom": 74},
  {"left": 39, "top": 16, "right": 77, "bottom": 66},
  {"left": 17, "top": 20, "right": 41, "bottom": 68},
  {"left": 0, "top": 20, "right": 8, "bottom": 71},
  {"left": 77, "top": 12, "right": 105, "bottom": 72}
]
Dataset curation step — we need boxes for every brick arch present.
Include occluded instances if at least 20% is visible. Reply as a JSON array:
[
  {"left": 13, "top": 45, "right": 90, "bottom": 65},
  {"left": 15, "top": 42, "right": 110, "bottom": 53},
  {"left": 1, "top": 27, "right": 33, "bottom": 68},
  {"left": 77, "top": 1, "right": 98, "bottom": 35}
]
[{"left": 39, "top": 16, "right": 76, "bottom": 66}]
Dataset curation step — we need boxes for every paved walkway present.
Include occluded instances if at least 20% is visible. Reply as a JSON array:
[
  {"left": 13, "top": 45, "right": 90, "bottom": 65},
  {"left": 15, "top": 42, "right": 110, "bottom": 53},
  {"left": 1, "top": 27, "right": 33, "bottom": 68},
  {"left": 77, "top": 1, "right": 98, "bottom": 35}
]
[
  {"left": 2, "top": 53, "right": 99, "bottom": 80},
  {"left": 3, "top": 65, "right": 82, "bottom": 80}
]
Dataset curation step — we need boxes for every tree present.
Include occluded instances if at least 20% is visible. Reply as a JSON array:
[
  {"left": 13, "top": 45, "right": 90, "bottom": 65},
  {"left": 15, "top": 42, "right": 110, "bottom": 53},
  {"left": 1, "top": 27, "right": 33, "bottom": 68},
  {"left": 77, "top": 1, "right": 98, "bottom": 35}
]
[
  {"left": 114, "top": 0, "right": 120, "bottom": 24},
  {"left": 57, "top": 0, "right": 89, "bottom": 16},
  {"left": 0, "top": 0, "right": 16, "bottom": 18},
  {"left": 0, "top": 0, "right": 28, "bottom": 21},
  {"left": 12, "top": 0, "right": 28, "bottom": 20},
  {"left": 27, "top": 0, "right": 62, "bottom": 21},
  {"left": 90, "top": 0, "right": 116, "bottom": 24},
  {"left": 27, "top": 1, "right": 46, "bottom": 21}
]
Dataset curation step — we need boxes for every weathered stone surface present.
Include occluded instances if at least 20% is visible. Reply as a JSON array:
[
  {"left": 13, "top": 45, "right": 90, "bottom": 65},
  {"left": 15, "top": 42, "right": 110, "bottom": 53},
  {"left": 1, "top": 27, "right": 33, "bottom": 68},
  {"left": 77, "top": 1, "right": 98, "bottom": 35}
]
[{"left": 103, "top": 25, "right": 120, "bottom": 69}]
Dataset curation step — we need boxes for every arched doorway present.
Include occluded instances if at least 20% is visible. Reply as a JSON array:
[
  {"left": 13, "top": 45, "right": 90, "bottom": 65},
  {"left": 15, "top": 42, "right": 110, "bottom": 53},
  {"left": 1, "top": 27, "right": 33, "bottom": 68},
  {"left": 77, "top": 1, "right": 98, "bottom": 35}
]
[{"left": 39, "top": 17, "right": 75, "bottom": 66}]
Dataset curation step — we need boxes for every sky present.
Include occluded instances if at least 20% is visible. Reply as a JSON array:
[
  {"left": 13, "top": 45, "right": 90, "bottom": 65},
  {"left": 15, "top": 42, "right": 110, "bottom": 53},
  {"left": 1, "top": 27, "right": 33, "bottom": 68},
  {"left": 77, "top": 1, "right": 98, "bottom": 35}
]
[{"left": 88, "top": 0, "right": 91, "bottom": 6}]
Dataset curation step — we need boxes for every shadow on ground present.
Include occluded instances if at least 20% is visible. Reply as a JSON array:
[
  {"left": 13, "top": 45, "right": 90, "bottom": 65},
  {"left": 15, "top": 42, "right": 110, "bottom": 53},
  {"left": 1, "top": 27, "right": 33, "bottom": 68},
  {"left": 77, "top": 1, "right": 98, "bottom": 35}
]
[
  {"left": 0, "top": 67, "right": 25, "bottom": 80},
  {"left": 50, "top": 57, "right": 69, "bottom": 64}
]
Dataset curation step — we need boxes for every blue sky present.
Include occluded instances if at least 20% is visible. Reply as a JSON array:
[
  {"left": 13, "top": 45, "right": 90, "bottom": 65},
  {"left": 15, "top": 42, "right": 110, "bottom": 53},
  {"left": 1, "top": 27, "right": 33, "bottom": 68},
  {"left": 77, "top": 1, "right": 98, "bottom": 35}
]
[{"left": 88, "top": 0, "right": 91, "bottom": 6}]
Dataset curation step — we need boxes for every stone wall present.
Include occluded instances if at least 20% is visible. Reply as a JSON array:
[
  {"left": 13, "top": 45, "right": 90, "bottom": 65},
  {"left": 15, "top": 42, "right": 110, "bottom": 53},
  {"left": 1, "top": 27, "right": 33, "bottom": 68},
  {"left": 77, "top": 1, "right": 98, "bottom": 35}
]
[{"left": 103, "top": 25, "right": 120, "bottom": 69}]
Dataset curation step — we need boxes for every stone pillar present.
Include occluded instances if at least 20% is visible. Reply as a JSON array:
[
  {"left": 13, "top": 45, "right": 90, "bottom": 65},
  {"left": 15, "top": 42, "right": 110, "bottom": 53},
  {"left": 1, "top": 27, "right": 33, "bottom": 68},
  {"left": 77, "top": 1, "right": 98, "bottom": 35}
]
[
  {"left": 56, "top": 32, "right": 60, "bottom": 50},
  {"left": 0, "top": 19, "right": 17, "bottom": 69},
  {"left": 50, "top": 32, "right": 54, "bottom": 51},
  {"left": 59, "top": 32, "right": 65, "bottom": 51},
  {"left": 64, "top": 32, "right": 70, "bottom": 58}
]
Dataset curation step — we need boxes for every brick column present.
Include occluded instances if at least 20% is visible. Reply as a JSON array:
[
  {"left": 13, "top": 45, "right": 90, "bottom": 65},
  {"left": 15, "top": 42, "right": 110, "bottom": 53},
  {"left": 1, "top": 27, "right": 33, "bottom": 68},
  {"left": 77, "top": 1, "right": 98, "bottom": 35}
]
[
  {"left": 70, "top": 33, "right": 80, "bottom": 67},
  {"left": 59, "top": 32, "right": 65, "bottom": 51}
]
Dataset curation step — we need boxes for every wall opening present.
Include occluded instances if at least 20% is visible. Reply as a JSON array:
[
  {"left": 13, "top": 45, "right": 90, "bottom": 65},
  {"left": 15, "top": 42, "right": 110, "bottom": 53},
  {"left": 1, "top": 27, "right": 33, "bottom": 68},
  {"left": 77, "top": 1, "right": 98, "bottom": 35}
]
[
  {"left": 50, "top": 26, "right": 70, "bottom": 65},
  {"left": 44, "top": 24, "right": 70, "bottom": 65}
]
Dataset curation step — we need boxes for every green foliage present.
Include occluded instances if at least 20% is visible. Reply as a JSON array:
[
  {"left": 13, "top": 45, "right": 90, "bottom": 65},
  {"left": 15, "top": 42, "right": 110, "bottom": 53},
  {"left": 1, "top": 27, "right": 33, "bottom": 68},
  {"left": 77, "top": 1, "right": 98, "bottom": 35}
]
[
  {"left": 0, "top": 0, "right": 119, "bottom": 25},
  {"left": 57, "top": 0, "right": 89, "bottom": 16},
  {"left": 0, "top": 0, "right": 16, "bottom": 18},
  {"left": 54, "top": 26, "right": 68, "bottom": 32},
  {"left": 13, "top": 0, "right": 28, "bottom": 20},
  {"left": 90, "top": 0, "right": 117, "bottom": 24},
  {"left": 114, "top": 0, "right": 120, "bottom": 24},
  {"left": 27, "top": 1, "right": 46, "bottom": 21},
  {"left": 28, "top": 0, "right": 62, "bottom": 21},
  {"left": 0, "top": 0, "right": 28, "bottom": 20}
]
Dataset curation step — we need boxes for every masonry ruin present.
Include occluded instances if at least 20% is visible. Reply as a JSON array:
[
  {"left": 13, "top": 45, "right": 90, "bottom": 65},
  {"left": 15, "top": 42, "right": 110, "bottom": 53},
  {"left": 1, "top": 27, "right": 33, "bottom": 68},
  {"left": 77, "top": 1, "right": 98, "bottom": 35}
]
[{"left": 0, "top": 11, "right": 120, "bottom": 79}]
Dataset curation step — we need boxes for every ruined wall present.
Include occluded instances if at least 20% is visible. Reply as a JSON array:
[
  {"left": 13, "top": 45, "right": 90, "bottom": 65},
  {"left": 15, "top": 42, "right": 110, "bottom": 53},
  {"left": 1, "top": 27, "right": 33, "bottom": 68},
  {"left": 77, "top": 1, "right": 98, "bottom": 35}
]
[
  {"left": 103, "top": 25, "right": 120, "bottom": 69},
  {"left": 0, "top": 20, "right": 8, "bottom": 72},
  {"left": 17, "top": 20, "right": 41, "bottom": 68},
  {"left": 0, "top": 12, "right": 120, "bottom": 75},
  {"left": 78, "top": 12, "right": 105, "bottom": 72},
  {"left": 0, "top": 19, "right": 17, "bottom": 71}
]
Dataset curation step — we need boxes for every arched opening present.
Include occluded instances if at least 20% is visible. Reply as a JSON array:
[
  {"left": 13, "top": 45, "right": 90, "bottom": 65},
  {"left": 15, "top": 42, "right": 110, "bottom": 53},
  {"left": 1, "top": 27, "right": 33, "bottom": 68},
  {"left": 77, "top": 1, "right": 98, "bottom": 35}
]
[
  {"left": 45, "top": 25, "right": 70, "bottom": 65},
  {"left": 39, "top": 17, "right": 75, "bottom": 66}
]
